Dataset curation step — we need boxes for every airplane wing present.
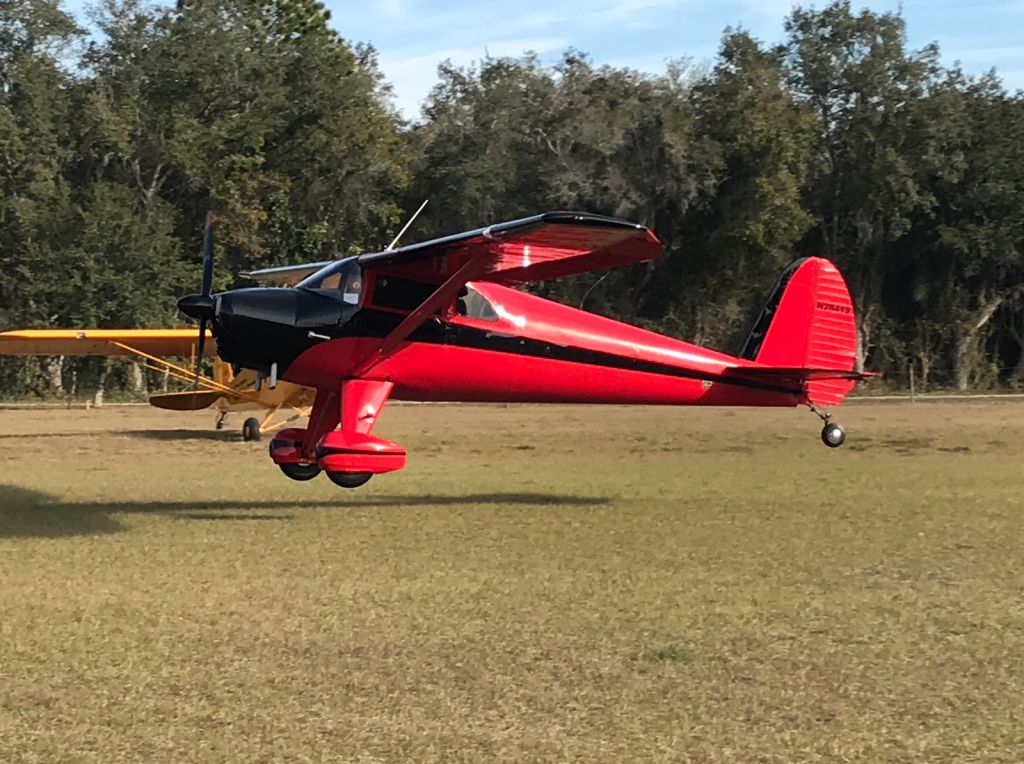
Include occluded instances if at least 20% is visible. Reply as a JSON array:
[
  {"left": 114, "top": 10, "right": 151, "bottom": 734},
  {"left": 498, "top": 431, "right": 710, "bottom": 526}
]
[
  {"left": 242, "top": 261, "right": 333, "bottom": 286},
  {"left": 358, "top": 211, "right": 663, "bottom": 285},
  {"left": 148, "top": 390, "right": 225, "bottom": 410},
  {"left": 0, "top": 328, "right": 214, "bottom": 357},
  {"left": 245, "top": 211, "right": 664, "bottom": 287},
  {"left": 0, "top": 327, "right": 262, "bottom": 408}
]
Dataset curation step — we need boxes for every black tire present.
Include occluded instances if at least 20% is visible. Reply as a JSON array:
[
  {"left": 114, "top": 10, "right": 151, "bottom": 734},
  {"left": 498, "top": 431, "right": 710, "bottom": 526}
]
[
  {"left": 242, "top": 417, "right": 261, "bottom": 442},
  {"left": 821, "top": 422, "right": 846, "bottom": 448},
  {"left": 279, "top": 462, "right": 321, "bottom": 481},
  {"left": 326, "top": 471, "right": 373, "bottom": 489}
]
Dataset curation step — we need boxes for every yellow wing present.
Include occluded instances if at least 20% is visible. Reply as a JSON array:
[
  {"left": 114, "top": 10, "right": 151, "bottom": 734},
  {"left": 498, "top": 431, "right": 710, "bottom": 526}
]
[
  {"left": 0, "top": 328, "right": 214, "bottom": 357},
  {"left": 1, "top": 327, "right": 314, "bottom": 432}
]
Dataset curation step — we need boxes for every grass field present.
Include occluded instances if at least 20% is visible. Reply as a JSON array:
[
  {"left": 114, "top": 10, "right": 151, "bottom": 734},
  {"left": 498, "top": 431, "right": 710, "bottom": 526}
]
[{"left": 1, "top": 400, "right": 1023, "bottom": 762}]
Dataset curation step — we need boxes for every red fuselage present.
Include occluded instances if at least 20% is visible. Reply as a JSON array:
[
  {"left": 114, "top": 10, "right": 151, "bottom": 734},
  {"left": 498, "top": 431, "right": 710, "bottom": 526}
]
[{"left": 281, "top": 281, "right": 801, "bottom": 409}]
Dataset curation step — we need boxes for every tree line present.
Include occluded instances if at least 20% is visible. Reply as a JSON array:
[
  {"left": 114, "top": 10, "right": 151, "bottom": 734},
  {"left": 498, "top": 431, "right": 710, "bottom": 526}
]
[{"left": 1, "top": 0, "right": 1022, "bottom": 396}]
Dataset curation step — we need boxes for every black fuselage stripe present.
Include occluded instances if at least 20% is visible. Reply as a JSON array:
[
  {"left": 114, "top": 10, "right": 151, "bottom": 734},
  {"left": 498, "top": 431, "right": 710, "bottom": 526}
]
[{"left": 433, "top": 325, "right": 801, "bottom": 396}]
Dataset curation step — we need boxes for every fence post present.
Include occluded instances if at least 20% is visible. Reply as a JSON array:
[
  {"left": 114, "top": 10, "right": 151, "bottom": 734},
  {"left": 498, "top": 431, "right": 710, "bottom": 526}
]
[{"left": 909, "top": 362, "right": 916, "bottom": 404}]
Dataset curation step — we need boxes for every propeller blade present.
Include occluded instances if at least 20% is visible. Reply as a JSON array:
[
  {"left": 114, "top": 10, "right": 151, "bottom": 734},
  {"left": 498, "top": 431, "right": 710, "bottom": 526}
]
[
  {"left": 194, "top": 318, "right": 207, "bottom": 387},
  {"left": 197, "top": 318, "right": 208, "bottom": 361},
  {"left": 184, "top": 212, "right": 215, "bottom": 388}
]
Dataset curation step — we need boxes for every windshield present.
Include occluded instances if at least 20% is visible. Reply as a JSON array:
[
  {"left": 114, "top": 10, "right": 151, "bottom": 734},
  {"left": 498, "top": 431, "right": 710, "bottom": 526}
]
[
  {"left": 296, "top": 257, "right": 363, "bottom": 305},
  {"left": 457, "top": 284, "right": 499, "bottom": 321}
]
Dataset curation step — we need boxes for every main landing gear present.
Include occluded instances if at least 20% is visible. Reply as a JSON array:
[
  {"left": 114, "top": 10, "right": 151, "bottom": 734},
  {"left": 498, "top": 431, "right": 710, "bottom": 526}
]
[
  {"left": 811, "top": 406, "right": 847, "bottom": 448},
  {"left": 270, "top": 429, "right": 382, "bottom": 488},
  {"left": 325, "top": 471, "right": 373, "bottom": 489},
  {"left": 242, "top": 417, "right": 262, "bottom": 442},
  {"left": 279, "top": 462, "right": 321, "bottom": 481},
  {"left": 268, "top": 380, "right": 406, "bottom": 490},
  {"left": 217, "top": 412, "right": 263, "bottom": 441}
]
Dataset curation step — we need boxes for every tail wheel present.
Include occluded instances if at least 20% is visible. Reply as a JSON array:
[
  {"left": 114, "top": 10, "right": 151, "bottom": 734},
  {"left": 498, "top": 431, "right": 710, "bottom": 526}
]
[
  {"left": 326, "top": 471, "right": 373, "bottom": 489},
  {"left": 279, "top": 462, "right": 321, "bottom": 481},
  {"left": 242, "top": 417, "right": 261, "bottom": 442},
  {"left": 821, "top": 422, "right": 846, "bottom": 448}
]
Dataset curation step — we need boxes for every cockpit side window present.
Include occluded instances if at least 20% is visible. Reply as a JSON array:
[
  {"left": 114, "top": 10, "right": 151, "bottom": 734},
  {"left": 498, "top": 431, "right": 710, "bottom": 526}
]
[
  {"left": 297, "top": 258, "right": 363, "bottom": 305},
  {"left": 319, "top": 273, "right": 342, "bottom": 290},
  {"left": 456, "top": 284, "right": 499, "bottom": 322},
  {"left": 341, "top": 269, "right": 362, "bottom": 305}
]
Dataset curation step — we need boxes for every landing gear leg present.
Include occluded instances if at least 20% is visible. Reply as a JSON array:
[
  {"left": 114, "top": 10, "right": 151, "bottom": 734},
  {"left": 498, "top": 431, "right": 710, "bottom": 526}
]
[
  {"left": 810, "top": 406, "right": 846, "bottom": 448},
  {"left": 215, "top": 411, "right": 228, "bottom": 431}
]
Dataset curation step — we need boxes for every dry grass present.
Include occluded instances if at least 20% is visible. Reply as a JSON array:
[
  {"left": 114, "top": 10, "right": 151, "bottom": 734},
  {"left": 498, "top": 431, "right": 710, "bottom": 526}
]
[{"left": 1, "top": 400, "right": 1023, "bottom": 762}]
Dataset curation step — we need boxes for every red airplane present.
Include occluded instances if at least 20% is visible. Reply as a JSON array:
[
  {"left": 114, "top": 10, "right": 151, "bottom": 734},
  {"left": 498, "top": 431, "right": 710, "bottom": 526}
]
[{"left": 178, "top": 212, "right": 873, "bottom": 488}]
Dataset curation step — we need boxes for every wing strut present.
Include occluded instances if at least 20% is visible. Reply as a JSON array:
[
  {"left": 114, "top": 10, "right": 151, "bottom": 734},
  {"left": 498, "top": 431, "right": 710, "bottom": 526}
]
[
  {"left": 350, "top": 253, "right": 486, "bottom": 378},
  {"left": 108, "top": 341, "right": 263, "bottom": 405}
]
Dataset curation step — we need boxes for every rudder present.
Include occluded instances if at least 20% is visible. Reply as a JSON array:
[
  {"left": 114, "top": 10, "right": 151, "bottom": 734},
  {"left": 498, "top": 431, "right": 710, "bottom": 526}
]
[{"left": 740, "top": 257, "right": 858, "bottom": 406}]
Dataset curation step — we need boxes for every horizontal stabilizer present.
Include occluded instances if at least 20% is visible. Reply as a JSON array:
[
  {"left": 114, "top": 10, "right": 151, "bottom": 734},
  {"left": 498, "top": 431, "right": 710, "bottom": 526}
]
[
  {"left": 725, "top": 367, "right": 880, "bottom": 383},
  {"left": 720, "top": 366, "right": 878, "bottom": 401}
]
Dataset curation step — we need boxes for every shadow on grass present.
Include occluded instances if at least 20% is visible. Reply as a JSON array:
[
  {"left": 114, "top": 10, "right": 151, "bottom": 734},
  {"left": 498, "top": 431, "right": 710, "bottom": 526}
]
[
  {"left": 127, "top": 429, "right": 241, "bottom": 442},
  {"left": 0, "top": 431, "right": 107, "bottom": 440},
  {"left": 0, "top": 485, "right": 611, "bottom": 539},
  {"left": 0, "top": 429, "right": 239, "bottom": 442},
  {"left": 1, "top": 485, "right": 126, "bottom": 538}
]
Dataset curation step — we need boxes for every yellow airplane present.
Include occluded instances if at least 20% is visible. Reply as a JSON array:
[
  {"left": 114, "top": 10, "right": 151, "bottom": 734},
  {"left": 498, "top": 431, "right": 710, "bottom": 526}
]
[{"left": 0, "top": 328, "right": 313, "bottom": 440}]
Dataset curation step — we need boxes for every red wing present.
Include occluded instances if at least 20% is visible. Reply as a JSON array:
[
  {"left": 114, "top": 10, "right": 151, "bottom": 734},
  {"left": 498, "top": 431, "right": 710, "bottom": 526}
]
[{"left": 358, "top": 211, "right": 663, "bottom": 285}]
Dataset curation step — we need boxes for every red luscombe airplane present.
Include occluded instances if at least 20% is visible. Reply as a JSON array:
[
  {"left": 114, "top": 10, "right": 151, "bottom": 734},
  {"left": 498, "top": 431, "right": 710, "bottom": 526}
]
[{"left": 178, "top": 211, "right": 873, "bottom": 488}]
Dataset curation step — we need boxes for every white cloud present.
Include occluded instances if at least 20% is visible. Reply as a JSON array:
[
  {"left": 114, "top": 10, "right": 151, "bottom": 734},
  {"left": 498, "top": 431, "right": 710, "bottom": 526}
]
[
  {"left": 589, "top": 0, "right": 683, "bottom": 25},
  {"left": 375, "top": 0, "right": 416, "bottom": 18},
  {"left": 380, "top": 37, "right": 569, "bottom": 118}
]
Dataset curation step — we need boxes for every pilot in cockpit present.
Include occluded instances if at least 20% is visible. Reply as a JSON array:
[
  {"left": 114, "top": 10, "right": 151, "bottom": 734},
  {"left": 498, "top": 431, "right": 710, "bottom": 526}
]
[{"left": 341, "top": 271, "right": 362, "bottom": 305}]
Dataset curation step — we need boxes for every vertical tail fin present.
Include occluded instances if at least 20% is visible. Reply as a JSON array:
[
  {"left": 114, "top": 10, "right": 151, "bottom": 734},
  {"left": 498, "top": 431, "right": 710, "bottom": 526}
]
[{"left": 740, "top": 257, "right": 859, "bottom": 406}]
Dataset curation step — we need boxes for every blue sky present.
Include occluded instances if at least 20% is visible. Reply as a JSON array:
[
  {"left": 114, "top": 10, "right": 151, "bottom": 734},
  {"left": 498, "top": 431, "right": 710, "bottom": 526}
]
[
  {"left": 61, "top": 0, "right": 1024, "bottom": 117},
  {"left": 327, "top": 0, "right": 1024, "bottom": 118}
]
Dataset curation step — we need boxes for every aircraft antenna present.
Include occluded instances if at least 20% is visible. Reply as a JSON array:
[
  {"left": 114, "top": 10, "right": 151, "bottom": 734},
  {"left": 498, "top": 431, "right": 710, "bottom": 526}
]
[
  {"left": 387, "top": 199, "right": 428, "bottom": 250},
  {"left": 579, "top": 271, "right": 611, "bottom": 311}
]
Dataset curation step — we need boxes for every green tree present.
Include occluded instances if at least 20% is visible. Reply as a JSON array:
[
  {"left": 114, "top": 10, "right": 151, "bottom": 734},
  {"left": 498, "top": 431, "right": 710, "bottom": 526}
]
[
  {"left": 906, "top": 74, "right": 1024, "bottom": 388},
  {"left": 409, "top": 51, "right": 705, "bottom": 324},
  {"left": 0, "top": 0, "right": 82, "bottom": 393},
  {"left": 651, "top": 30, "right": 814, "bottom": 349},
  {"left": 81, "top": 0, "right": 408, "bottom": 279},
  {"left": 784, "top": 1, "right": 945, "bottom": 368}
]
